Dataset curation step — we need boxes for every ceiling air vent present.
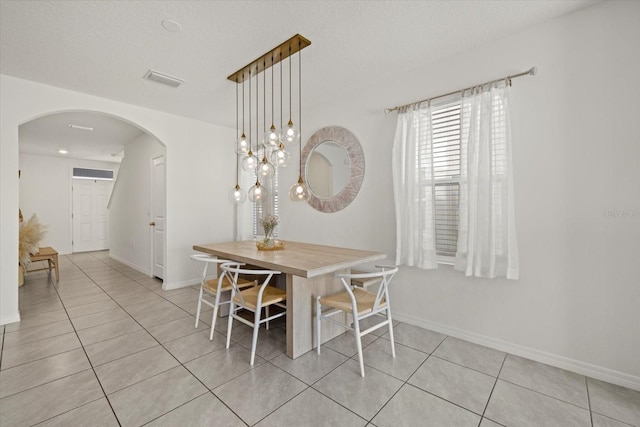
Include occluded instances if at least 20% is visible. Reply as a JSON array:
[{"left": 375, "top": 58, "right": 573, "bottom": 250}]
[{"left": 143, "top": 69, "right": 184, "bottom": 88}]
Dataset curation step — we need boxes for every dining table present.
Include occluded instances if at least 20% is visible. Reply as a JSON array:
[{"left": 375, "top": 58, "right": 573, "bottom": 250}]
[{"left": 193, "top": 240, "right": 386, "bottom": 359}]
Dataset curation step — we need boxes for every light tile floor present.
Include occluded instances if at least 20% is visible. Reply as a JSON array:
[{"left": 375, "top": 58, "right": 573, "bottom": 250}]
[{"left": 1, "top": 251, "right": 639, "bottom": 426}]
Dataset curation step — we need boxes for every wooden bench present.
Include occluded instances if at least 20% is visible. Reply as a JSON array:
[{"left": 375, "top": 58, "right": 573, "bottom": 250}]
[{"left": 28, "top": 246, "right": 59, "bottom": 282}]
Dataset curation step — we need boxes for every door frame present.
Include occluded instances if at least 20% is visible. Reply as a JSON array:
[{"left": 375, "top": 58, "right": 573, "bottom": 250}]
[{"left": 149, "top": 155, "right": 166, "bottom": 279}]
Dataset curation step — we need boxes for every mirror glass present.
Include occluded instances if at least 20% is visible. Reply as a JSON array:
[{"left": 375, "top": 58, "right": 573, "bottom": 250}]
[{"left": 306, "top": 141, "right": 350, "bottom": 199}]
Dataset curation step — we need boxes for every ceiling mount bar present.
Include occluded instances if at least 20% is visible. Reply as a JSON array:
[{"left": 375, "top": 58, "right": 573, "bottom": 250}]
[{"left": 227, "top": 34, "right": 311, "bottom": 84}]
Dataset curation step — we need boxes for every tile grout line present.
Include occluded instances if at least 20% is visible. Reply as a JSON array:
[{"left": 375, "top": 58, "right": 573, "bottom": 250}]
[
  {"left": 586, "top": 376, "right": 594, "bottom": 427},
  {"left": 0, "top": 324, "right": 5, "bottom": 371},
  {"left": 479, "top": 351, "right": 507, "bottom": 426},
  {"left": 36, "top": 255, "right": 123, "bottom": 427},
  {"left": 77, "top": 252, "right": 252, "bottom": 426},
  {"left": 365, "top": 334, "right": 448, "bottom": 423}
]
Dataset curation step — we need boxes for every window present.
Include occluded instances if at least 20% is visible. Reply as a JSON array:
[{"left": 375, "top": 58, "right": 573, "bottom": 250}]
[
  {"left": 393, "top": 87, "right": 518, "bottom": 277},
  {"left": 428, "top": 101, "right": 461, "bottom": 257},
  {"left": 72, "top": 168, "right": 114, "bottom": 180},
  {"left": 252, "top": 168, "right": 279, "bottom": 237}
]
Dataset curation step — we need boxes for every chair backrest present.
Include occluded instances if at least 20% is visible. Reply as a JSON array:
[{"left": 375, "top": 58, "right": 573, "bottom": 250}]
[
  {"left": 220, "top": 262, "right": 281, "bottom": 307},
  {"left": 335, "top": 265, "right": 398, "bottom": 313},
  {"left": 190, "top": 254, "right": 237, "bottom": 286}
]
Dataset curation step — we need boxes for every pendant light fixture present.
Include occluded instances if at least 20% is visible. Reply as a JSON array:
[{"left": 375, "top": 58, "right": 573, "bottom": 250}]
[
  {"left": 227, "top": 34, "right": 310, "bottom": 205},
  {"left": 271, "top": 59, "right": 290, "bottom": 167},
  {"left": 258, "top": 62, "right": 275, "bottom": 179},
  {"left": 281, "top": 45, "right": 300, "bottom": 146},
  {"left": 289, "top": 42, "right": 309, "bottom": 201},
  {"left": 236, "top": 77, "right": 248, "bottom": 154},
  {"left": 249, "top": 68, "right": 267, "bottom": 204},
  {"left": 264, "top": 56, "right": 280, "bottom": 148},
  {"left": 241, "top": 70, "right": 257, "bottom": 172},
  {"left": 229, "top": 78, "right": 247, "bottom": 204}
]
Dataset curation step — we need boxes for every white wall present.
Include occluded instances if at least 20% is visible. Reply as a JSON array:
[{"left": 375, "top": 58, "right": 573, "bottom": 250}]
[
  {"left": 19, "top": 153, "right": 119, "bottom": 254},
  {"left": 278, "top": 1, "right": 640, "bottom": 388},
  {"left": 108, "top": 133, "right": 165, "bottom": 274},
  {"left": 0, "top": 75, "right": 236, "bottom": 325}
]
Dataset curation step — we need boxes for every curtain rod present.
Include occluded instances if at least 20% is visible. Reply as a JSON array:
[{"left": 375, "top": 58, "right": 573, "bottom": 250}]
[{"left": 384, "top": 66, "right": 537, "bottom": 114}]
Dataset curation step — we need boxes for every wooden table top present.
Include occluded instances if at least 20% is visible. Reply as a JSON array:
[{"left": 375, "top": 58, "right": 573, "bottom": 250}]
[{"left": 193, "top": 240, "right": 386, "bottom": 278}]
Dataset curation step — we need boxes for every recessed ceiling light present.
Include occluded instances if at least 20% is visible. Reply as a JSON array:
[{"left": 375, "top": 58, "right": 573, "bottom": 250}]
[
  {"left": 68, "top": 124, "right": 93, "bottom": 131},
  {"left": 162, "top": 19, "right": 182, "bottom": 32},
  {"left": 143, "top": 69, "right": 184, "bottom": 87},
  {"left": 58, "top": 149, "right": 69, "bottom": 154}
]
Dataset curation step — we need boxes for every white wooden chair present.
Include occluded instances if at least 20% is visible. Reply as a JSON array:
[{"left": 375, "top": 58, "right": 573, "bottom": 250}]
[
  {"left": 316, "top": 265, "right": 398, "bottom": 377},
  {"left": 223, "top": 263, "right": 286, "bottom": 365},
  {"left": 190, "top": 254, "right": 255, "bottom": 340}
]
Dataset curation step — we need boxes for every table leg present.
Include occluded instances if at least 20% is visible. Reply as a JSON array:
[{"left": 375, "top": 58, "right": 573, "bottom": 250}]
[
  {"left": 285, "top": 269, "right": 349, "bottom": 359},
  {"left": 53, "top": 254, "right": 59, "bottom": 281}
]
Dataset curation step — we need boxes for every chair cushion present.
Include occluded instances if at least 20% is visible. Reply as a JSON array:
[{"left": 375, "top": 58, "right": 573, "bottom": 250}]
[
  {"left": 320, "top": 287, "right": 386, "bottom": 316},
  {"left": 205, "top": 276, "right": 254, "bottom": 293},
  {"left": 234, "top": 285, "right": 286, "bottom": 309}
]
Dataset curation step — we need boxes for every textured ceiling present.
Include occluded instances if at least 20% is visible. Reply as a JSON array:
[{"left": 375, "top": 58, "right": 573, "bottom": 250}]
[{"left": 1, "top": 0, "right": 597, "bottom": 160}]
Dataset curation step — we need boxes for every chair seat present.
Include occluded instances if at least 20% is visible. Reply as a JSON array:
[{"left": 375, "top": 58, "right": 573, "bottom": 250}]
[
  {"left": 204, "top": 276, "right": 254, "bottom": 293},
  {"left": 234, "top": 285, "right": 286, "bottom": 309},
  {"left": 320, "top": 287, "right": 386, "bottom": 316}
]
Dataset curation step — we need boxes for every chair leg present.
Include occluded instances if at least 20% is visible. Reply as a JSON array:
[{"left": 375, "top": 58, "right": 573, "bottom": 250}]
[
  {"left": 210, "top": 304, "right": 219, "bottom": 341},
  {"left": 316, "top": 296, "right": 322, "bottom": 354},
  {"left": 353, "top": 319, "right": 365, "bottom": 377},
  {"left": 195, "top": 287, "right": 204, "bottom": 328},
  {"left": 250, "top": 309, "right": 261, "bottom": 366},
  {"left": 209, "top": 290, "right": 222, "bottom": 341},
  {"left": 266, "top": 305, "right": 270, "bottom": 331},
  {"left": 226, "top": 303, "right": 235, "bottom": 349},
  {"left": 387, "top": 309, "right": 396, "bottom": 358}
]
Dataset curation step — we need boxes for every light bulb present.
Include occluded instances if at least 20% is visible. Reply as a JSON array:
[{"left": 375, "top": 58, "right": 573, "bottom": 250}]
[
  {"left": 264, "top": 124, "right": 280, "bottom": 147},
  {"left": 241, "top": 150, "right": 257, "bottom": 171},
  {"left": 248, "top": 181, "right": 268, "bottom": 203},
  {"left": 289, "top": 177, "right": 309, "bottom": 201},
  {"left": 236, "top": 133, "right": 249, "bottom": 154},
  {"left": 281, "top": 119, "right": 300, "bottom": 145},
  {"left": 270, "top": 143, "right": 290, "bottom": 167},
  {"left": 228, "top": 185, "right": 246, "bottom": 204},
  {"left": 258, "top": 157, "right": 275, "bottom": 178}
]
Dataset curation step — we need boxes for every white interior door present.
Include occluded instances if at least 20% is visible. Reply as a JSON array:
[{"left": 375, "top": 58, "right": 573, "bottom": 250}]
[
  {"left": 72, "top": 179, "right": 112, "bottom": 252},
  {"left": 151, "top": 156, "right": 165, "bottom": 279}
]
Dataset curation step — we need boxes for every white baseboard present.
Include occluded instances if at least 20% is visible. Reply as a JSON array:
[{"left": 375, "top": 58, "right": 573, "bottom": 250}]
[
  {"left": 393, "top": 312, "right": 640, "bottom": 392},
  {"left": 0, "top": 311, "right": 21, "bottom": 326},
  {"left": 109, "top": 254, "right": 151, "bottom": 276},
  {"left": 162, "top": 278, "right": 199, "bottom": 291}
]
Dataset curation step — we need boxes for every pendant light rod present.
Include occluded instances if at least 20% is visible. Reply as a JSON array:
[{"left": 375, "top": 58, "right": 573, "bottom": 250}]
[
  {"left": 227, "top": 34, "right": 311, "bottom": 84},
  {"left": 270, "top": 56, "right": 275, "bottom": 127},
  {"left": 288, "top": 46, "right": 293, "bottom": 123},
  {"left": 248, "top": 69, "right": 252, "bottom": 152},
  {"left": 235, "top": 78, "right": 239, "bottom": 185},
  {"left": 279, "top": 59, "right": 283, "bottom": 128},
  {"left": 263, "top": 60, "right": 266, "bottom": 133},
  {"left": 298, "top": 41, "right": 303, "bottom": 177},
  {"left": 241, "top": 76, "right": 245, "bottom": 135}
]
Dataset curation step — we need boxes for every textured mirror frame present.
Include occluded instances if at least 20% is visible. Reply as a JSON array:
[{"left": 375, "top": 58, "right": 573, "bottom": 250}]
[{"left": 302, "top": 126, "right": 364, "bottom": 213}]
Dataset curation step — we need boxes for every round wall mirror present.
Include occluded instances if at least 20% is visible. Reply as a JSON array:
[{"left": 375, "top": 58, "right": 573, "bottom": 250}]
[
  {"left": 302, "top": 126, "right": 364, "bottom": 213},
  {"left": 306, "top": 141, "right": 350, "bottom": 199}
]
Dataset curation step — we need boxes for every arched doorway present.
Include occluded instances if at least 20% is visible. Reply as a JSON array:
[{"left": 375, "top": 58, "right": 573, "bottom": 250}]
[{"left": 19, "top": 110, "right": 167, "bottom": 280}]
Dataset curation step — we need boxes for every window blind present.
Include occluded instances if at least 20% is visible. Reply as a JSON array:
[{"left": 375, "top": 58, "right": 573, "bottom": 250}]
[{"left": 431, "top": 103, "right": 461, "bottom": 256}]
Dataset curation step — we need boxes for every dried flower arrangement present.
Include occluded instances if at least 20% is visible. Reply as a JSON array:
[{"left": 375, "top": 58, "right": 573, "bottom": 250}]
[
  {"left": 259, "top": 214, "right": 279, "bottom": 244},
  {"left": 19, "top": 214, "right": 47, "bottom": 268}
]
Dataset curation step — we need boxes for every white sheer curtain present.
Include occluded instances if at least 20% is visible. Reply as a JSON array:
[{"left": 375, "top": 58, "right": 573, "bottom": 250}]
[
  {"left": 392, "top": 105, "right": 438, "bottom": 269},
  {"left": 454, "top": 86, "right": 519, "bottom": 279}
]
